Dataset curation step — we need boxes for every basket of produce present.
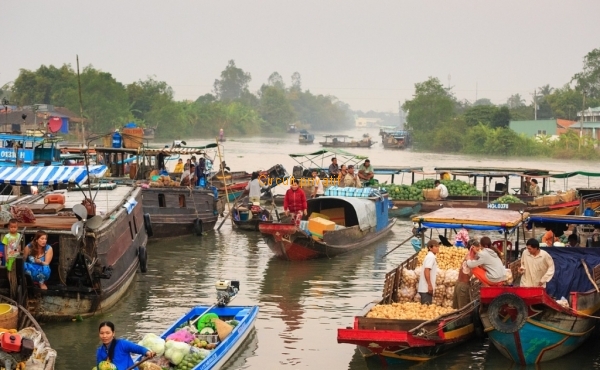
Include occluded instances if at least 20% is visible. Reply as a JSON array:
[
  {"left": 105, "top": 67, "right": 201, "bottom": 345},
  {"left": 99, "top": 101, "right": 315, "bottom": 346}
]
[
  {"left": 422, "top": 188, "right": 441, "bottom": 201},
  {"left": 0, "top": 304, "right": 18, "bottom": 330}
]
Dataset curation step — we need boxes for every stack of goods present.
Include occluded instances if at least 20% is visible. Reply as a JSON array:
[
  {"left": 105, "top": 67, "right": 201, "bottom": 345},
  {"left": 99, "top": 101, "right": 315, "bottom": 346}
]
[
  {"left": 131, "top": 316, "right": 238, "bottom": 370},
  {"left": 366, "top": 302, "right": 456, "bottom": 320},
  {"left": 416, "top": 246, "right": 468, "bottom": 270},
  {"left": 150, "top": 175, "right": 180, "bottom": 188},
  {"left": 398, "top": 269, "right": 418, "bottom": 303},
  {"left": 492, "top": 195, "right": 525, "bottom": 204}
]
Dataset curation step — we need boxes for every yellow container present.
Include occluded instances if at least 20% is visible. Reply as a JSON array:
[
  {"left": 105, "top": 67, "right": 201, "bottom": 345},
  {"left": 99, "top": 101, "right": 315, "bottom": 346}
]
[
  {"left": 308, "top": 217, "right": 336, "bottom": 240},
  {"left": 0, "top": 304, "right": 11, "bottom": 316},
  {"left": 320, "top": 207, "right": 345, "bottom": 226}
]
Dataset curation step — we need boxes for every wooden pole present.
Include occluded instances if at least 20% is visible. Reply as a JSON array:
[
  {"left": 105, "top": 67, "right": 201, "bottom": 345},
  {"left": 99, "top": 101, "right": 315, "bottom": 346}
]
[
  {"left": 216, "top": 138, "right": 232, "bottom": 231},
  {"left": 76, "top": 55, "right": 85, "bottom": 145}
]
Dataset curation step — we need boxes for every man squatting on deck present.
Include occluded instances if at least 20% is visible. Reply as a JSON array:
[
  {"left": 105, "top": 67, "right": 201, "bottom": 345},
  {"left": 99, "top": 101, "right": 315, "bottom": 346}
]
[{"left": 418, "top": 240, "right": 440, "bottom": 304}]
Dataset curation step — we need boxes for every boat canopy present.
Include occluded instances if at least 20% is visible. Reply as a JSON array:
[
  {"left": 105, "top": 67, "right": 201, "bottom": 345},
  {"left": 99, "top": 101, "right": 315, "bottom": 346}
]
[
  {"left": 289, "top": 148, "right": 367, "bottom": 159},
  {"left": 144, "top": 144, "right": 218, "bottom": 155},
  {"left": 434, "top": 166, "right": 550, "bottom": 177},
  {"left": 550, "top": 171, "right": 600, "bottom": 179},
  {"left": 413, "top": 208, "right": 528, "bottom": 232},
  {"left": 528, "top": 214, "right": 600, "bottom": 226},
  {"left": 308, "top": 196, "right": 377, "bottom": 231},
  {"left": 0, "top": 165, "right": 106, "bottom": 186}
]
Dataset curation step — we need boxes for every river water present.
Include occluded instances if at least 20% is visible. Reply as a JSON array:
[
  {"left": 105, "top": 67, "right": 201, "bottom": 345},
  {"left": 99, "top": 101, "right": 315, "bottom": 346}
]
[{"left": 43, "top": 129, "right": 600, "bottom": 369}]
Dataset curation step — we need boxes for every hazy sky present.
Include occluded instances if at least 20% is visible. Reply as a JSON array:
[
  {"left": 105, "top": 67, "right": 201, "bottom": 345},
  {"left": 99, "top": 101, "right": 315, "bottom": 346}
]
[{"left": 2, "top": 1, "right": 599, "bottom": 112}]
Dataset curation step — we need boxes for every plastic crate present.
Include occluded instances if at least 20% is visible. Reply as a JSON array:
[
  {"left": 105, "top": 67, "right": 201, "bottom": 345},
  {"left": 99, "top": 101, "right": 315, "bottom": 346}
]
[{"left": 196, "top": 334, "right": 219, "bottom": 344}]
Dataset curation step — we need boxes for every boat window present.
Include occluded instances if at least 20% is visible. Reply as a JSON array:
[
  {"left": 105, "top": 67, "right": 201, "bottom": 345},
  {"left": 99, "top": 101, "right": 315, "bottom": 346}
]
[
  {"left": 128, "top": 221, "right": 134, "bottom": 240},
  {"left": 24, "top": 141, "right": 33, "bottom": 149},
  {"left": 133, "top": 215, "right": 138, "bottom": 234},
  {"left": 179, "top": 195, "right": 186, "bottom": 208},
  {"left": 158, "top": 194, "right": 166, "bottom": 207}
]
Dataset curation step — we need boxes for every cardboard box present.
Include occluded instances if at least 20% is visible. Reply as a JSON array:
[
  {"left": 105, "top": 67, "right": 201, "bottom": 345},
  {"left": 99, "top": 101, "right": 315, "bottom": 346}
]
[
  {"left": 320, "top": 207, "right": 346, "bottom": 226},
  {"left": 308, "top": 217, "right": 336, "bottom": 240},
  {"left": 309, "top": 212, "right": 330, "bottom": 220}
]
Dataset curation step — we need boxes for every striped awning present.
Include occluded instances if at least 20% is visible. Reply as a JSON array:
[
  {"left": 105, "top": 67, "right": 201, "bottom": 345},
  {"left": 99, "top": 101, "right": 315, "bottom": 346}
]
[
  {"left": 144, "top": 144, "right": 218, "bottom": 155},
  {"left": 0, "top": 165, "right": 107, "bottom": 186}
]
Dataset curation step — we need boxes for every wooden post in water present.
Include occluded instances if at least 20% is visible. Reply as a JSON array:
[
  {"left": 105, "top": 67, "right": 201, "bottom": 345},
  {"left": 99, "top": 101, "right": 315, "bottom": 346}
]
[{"left": 216, "top": 138, "right": 232, "bottom": 231}]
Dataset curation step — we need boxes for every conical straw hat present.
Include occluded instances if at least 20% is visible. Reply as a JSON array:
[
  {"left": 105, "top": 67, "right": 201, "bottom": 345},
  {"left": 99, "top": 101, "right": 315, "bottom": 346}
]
[{"left": 214, "top": 318, "right": 233, "bottom": 341}]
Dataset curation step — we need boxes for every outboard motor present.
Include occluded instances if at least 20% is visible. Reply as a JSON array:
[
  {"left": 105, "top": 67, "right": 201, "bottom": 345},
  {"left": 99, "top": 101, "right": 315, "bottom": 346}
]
[
  {"left": 293, "top": 166, "right": 303, "bottom": 179},
  {"left": 0, "top": 332, "right": 34, "bottom": 370}
]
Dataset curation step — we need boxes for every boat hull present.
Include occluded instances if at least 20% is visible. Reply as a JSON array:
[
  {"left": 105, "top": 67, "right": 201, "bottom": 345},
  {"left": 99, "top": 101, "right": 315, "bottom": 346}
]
[
  {"left": 259, "top": 220, "right": 395, "bottom": 260},
  {"left": 480, "top": 286, "right": 600, "bottom": 365},
  {"left": 319, "top": 141, "right": 374, "bottom": 148},
  {"left": 142, "top": 187, "right": 218, "bottom": 237},
  {"left": 134, "top": 305, "right": 259, "bottom": 370}
]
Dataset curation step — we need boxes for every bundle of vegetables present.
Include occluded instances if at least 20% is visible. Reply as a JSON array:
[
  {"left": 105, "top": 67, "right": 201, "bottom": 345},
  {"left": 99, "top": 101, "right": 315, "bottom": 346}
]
[
  {"left": 366, "top": 302, "right": 456, "bottom": 320},
  {"left": 173, "top": 349, "right": 210, "bottom": 370},
  {"left": 492, "top": 195, "right": 525, "bottom": 204},
  {"left": 417, "top": 246, "right": 468, "bottom": 270},
  {"left": 443, "top": 270, "right": 459, "bottom": 308},
  {"left": 138, "top": 333, "right": 166, "bottom": 356}
]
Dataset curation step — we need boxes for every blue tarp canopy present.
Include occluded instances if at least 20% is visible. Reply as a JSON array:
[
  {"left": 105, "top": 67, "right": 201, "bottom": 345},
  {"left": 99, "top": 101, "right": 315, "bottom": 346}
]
[
  {"left": 0, "top": 165, "right": 107, "bottom": 186},
  {"left": 528, "top": 215, "right": 600, "bottom": 226},
  {"left": 544, "top": 247, "right": 600, "bottom": 299}
]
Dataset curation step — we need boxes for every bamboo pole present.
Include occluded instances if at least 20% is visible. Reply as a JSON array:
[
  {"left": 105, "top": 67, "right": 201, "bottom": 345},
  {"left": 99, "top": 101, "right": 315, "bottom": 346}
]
[{"left": 216, "top": 138, "right": 232, "bottom": 231}]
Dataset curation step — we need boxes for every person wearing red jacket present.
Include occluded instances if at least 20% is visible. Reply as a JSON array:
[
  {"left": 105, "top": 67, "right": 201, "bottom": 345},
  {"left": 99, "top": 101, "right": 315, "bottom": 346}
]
[{"left": 283, "top": 179, "right": 308, "bottom": 218}]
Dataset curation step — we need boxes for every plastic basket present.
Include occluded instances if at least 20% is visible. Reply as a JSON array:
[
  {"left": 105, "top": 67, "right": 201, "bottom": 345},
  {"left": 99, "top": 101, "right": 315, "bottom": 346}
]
[{"left": 196, "top": 334, "right": 219, "bottom": 344}]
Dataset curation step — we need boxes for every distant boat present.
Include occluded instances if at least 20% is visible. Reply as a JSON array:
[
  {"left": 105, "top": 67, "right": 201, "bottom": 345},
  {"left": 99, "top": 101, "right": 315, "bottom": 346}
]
[
  {"left": 388, "top": 203, "right": 421, "bottom": 218},
  {"left": 298, "top": 129, "right": 314, "bottom": 144},
  {"left": 143, "top": 127, "right": 155, "bottom": 140},
  {"left": 382, "top": 130, "right": 412, "bottom": 149},
  {"left": 287, "top": 124, "right": 297, "bottom": 133},
  {"left": 319, "top": 135, "right": 375, "bottom": 148}
]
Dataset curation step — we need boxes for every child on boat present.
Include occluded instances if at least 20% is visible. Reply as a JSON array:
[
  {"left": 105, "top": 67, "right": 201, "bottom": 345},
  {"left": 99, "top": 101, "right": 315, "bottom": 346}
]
[{"left": 1, "top": 219, "right": 21, "bottom": 269}]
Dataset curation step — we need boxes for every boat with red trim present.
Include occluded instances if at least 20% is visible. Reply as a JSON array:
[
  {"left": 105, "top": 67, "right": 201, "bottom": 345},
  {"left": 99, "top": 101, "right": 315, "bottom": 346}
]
[
  {"left": 479, "top": 213, "right": 600, "bottom": 364},
  {"left": 259, "top": 188, "right": 394, "bottom": 261}
]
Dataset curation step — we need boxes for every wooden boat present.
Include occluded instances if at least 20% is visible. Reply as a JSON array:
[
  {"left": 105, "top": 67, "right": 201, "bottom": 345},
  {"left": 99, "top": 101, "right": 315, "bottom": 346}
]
[
  {"left": 232, "top": 198, "right": 275, "bottom": 231},
  {"left": 287, "top": 124, "right": 297, "bottom": 133},
  {"left": 478, "top": 213, "right": 600, "bottom": 365},
  {"left": 337, "top": 251, "right": 479, "bottom": 366},
  {"left": 382, "top": 130, "right": 411, "bottom": 149},
  {"left": 338, "top": 208, "right": 530, "bottom": 366},
  {"left": 0, "top": 165, "right": 148, "bottom": 320},
  {"left": 259, "top": 192, "right": 395, "bottom": 260},
  {"left": 298, "top": 130, "right": 314, "bottom": 144},
  {"left": 0, "top": 295, "right": 56, "bottom": 369},
  {"left": 134, "top": 282, "right": 259, "bottom": 370},
  {"left": 141, "top": 185, "right": 218, "bottom": 238},
  {"left": 388, "top": 203, "right": 421, "bottom": 218},
  {"left": 143, "top": 127, "right": 155, "bottom": 140},
  {"left": 319, "top": 135, "right": 375, "bottom": 148},
  {"left": 0, "top": 133, "right": 62, "bottom": 167}
]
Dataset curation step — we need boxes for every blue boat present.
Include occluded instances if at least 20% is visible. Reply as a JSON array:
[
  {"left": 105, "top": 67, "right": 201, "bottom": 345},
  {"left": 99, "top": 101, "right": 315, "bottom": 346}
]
[
  {"left": 0, "top": 133, "right": 62, "bottom": 167},
  {"left": 479, "top": 213, "right": 600, "bottom": 365},
  {"left": 134, "top": 281, "right": 259, "bottom": 370}
]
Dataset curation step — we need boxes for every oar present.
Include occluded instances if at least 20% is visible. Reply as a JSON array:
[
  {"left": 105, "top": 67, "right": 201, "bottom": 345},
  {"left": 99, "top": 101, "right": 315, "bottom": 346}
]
[
  {"left": 126, "top": 356, "right": 150, "bottom": 370},
  {"left": 270, "top": 191, "right": 280, "bottom": 222},
  {"left": 383, "top": 235, "right": 415, "bottom": 257}
]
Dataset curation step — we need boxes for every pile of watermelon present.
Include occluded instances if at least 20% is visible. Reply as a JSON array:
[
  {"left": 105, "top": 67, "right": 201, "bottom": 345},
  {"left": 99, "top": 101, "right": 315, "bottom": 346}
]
[{"left": 380, "top": 180, "right": 482, "bottom": 200}]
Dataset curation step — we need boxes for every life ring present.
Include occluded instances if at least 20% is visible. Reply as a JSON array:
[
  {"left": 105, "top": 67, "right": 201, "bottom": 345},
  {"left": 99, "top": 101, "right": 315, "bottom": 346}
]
[
  {"left": 488, "top": 293, "right": 528, "bottom": 333},
  {"left": 144, "top": 213, "right": 153, "bottom": 238},
  {"left": 194, "top": 219, "right": 203, "bottom": 236},
  {"left": 138, "top": 246, "right": 148, "bottom": 273}
]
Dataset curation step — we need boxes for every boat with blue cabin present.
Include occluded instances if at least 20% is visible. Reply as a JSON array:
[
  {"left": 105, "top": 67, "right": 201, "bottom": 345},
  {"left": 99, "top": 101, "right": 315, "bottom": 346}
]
[
  {"left": 259, "top": 187, "right": 395, "bottom": 261},
  {"left": 479, "top": 213, "right": 600, "bottom": 365},
  {"left": 298, "top": 129, "right": 315, "bottom": 144},
  {"left": 0, "top": 133, "right": 62, "bottom": 167}
]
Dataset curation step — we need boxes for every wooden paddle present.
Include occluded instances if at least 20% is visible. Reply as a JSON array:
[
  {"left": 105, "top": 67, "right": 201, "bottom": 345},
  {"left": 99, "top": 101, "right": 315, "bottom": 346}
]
[
  {"left": 126, "top": 356, "right": 150, "bottom": 370},
  {"left": 382, "top": 235, "right": 415, "bottom": 257}
]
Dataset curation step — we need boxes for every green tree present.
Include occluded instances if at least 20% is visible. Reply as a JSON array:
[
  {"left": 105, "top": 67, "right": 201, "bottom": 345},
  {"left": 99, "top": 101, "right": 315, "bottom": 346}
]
[
  {"left": 126, "top": 77, "right": 173, "bottom": 123},
  {"left": 464, "top": 105, "right": 498, "bottom": 126},
  {"left": 267, "top": 72, "right": 285, "bottom": 90},
  {"left": 573, "top": 48, "right": 600, "bottom": 99},
  {"left": 403, "top": 77, "right": 455, "bottom": 133},
  {"left": 259, "top": 86, "right": 295, "bottom": 130},
  {"left": 545, "top": 85, "right": 583, "bottom": 120},
  {"left": 291, "top": 72, "right": 302, "bottom": 92},
  {"left": 473, "top": 98, "right": 493, "bottom": 106},
  {"left": 491, "top": 106, "right": 510, "bottom": 128},
  {"left": 213, "top": 60, "right": 251, "bottom": 102},
  {"left": 506, "top": 93, "right": 525, "bottom": 109}
]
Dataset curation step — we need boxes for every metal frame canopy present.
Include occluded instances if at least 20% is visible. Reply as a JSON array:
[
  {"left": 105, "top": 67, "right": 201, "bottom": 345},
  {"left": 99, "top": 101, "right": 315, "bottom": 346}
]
[
  {"left": 289, "top": 148, "right": 368, "bottom": 171},
  {"left": 434, "top": 167, "right": 551, "bottom": 177},
  {"left": 143, "top": 143, "right": 218, "bottom": 156},
  {"left": 528, "top": 214, "right": 600, "bottom": 226},
  {"left": 0, "top": 165, "right": 106, "bottom": 186},
  {"left": 412, "top": 208, "right": 529, "bottom": 231}
]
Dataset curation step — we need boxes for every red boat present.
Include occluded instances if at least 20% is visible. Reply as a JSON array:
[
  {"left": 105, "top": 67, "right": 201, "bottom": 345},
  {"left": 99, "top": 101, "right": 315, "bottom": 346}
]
[{"left": 259, "top": 195, "right": 395, "bottom": 261}]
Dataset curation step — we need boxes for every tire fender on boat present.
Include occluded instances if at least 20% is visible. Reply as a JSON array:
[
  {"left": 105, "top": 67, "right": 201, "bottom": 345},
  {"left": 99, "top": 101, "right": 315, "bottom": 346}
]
[
  {"left": 138, "top": 245, "right": 148, "bottom": 273},
  {"left": 194, "top": 219, "right": 203, "bottom": 236},
  {"left": 144, "top": 213, "right": 153, "bottom": 237},
  {"left": 488, "top": 293, "right": 528, "bottom": 333}
]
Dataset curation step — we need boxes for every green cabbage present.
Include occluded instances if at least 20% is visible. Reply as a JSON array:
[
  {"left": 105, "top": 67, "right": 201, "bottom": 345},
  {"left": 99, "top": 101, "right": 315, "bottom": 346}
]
[
  {"left": 164, "top": 340, "right": 191, "bottom": 365},
  {"left": 138, "top": 333, "right": 166, "bottom": 356}
]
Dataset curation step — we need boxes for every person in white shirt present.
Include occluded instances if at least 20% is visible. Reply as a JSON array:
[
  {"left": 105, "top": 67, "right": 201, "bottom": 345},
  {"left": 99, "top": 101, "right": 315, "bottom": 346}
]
[
  {"left": 244, "top": 172, "right": 268, "bottom": 204},
  {"left": 180, "top": 164, "right": 195, "bottom": 186},
  {"left": 519, "top": 238, "right": 555, "bottom": 287},
  {"left": 418, "top": 240, "right": 440, "bottom": 304},
  {"left": 435, "top": 180, "right": 449, "bottom": 199},
  {"left": 311, "top": 170, "right": 324, "bottom": 198}
]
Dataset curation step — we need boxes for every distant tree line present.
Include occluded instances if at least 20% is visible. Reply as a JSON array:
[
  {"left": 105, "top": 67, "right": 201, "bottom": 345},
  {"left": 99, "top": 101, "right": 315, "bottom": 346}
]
[
  {"left": 3, "top": 60, "right": 354, "bottom": 139},
  {"left": 403, "top": 48, "right": 600, "bottom": 159}
]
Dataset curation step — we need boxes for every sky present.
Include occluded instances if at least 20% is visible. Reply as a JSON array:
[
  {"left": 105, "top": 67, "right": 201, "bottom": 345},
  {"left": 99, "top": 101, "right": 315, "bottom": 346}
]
[{"left": 2, "top": 1, "right": 599, "bottom": 113}]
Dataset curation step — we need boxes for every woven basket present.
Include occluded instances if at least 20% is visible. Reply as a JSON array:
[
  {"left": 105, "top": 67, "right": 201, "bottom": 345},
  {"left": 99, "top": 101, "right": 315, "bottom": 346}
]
[
  {"left": 422, "top": 188, "right": 441, "bottom": 201},
  {"left": 0, "top": 305, "right": 18, "bottom": 330}
]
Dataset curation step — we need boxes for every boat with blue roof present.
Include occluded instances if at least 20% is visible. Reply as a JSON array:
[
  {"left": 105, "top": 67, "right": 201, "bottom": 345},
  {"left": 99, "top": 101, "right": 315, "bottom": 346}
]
[
  {"left": 259, "top": 187, "right": 395, "bottom": 261},
  {"left": 0, "top": 133, "right": 62, "bottom": 167}
]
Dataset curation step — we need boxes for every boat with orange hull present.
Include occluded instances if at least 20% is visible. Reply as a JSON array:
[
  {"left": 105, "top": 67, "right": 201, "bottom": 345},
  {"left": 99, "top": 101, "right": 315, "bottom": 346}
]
[{"left": 259, "top": 192, "right": 394, "bottom": 261}]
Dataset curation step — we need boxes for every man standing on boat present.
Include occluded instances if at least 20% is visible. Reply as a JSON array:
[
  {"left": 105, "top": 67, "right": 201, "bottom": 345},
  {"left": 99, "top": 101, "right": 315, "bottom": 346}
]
[
  {"left": 311, "top": 170, "right": 325, "bottom": 199},
  {"left": 434, "top": 180, "right": 449, "bottom": 199},
  {"left": 358, "top": 159, "right": 375, "bottom": 186},
  {"left": 329, "top": 158, "right": 339, "bottom": 178},
  {"left": 418, "top": 240, "right": 440, "bottom": 304},
  {"left": 245, "top": 172, "right": 269, "bottom": 204},
  {"left": 519, "top": 238, "right": 555, "bottom": 287}
]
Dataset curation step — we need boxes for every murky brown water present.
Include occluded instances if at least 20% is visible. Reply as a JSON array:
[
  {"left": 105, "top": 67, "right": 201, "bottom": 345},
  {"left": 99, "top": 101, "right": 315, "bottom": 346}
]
[{"left": 43, "top": 129, "right": 600, "bottom": 369}]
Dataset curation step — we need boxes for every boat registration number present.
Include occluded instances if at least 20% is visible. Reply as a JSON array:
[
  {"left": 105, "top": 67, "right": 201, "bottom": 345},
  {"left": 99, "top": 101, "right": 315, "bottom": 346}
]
[{"left": 487, "top": 203, "right": 509, "bottom": 209}]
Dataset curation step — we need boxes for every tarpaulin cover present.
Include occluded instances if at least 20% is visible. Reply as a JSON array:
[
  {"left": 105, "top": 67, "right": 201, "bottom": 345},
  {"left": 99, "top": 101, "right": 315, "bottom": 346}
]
[
  {"left": 544, "top": 247, "right": 600, "bottom": 299},
  {"left": 0, "top": 165, "right": 107, "bottom": 186}
]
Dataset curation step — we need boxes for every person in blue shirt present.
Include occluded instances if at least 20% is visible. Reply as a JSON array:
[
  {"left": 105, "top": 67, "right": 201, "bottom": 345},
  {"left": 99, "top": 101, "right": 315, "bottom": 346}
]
[{"left": 96, "top": 321, "right": 155, "bottom": 370}]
